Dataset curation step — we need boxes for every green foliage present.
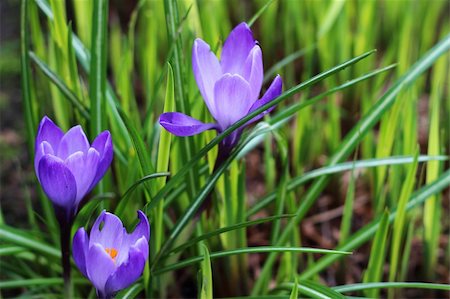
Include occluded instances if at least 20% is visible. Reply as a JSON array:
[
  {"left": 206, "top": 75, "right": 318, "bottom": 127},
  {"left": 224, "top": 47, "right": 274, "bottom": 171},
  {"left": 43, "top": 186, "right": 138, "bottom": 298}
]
[{"left": 5, "top": 0, "right": 449, "bottom": 298}]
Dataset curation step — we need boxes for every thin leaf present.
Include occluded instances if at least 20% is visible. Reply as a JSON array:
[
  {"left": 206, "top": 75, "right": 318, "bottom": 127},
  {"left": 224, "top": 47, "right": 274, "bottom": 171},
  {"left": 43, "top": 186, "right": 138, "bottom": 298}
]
[
  {"left": 154, "top": 247, "right": 350, "bottom": 275},
  {"left": 29, "top": 52, "right": 89, "bottom": 119},
  {"left": 199, "top": 244, "right": 213, "bottom": 299}
]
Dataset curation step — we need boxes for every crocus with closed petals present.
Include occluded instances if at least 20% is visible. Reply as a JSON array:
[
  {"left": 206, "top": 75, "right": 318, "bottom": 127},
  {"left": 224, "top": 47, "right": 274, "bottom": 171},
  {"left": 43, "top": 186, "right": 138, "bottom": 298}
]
[
  {"left": 35, "top": 116, "right": 113, "bottom": 223},
  {"left": 159, "top": 22, "right": 283, "bottom": 154},
  {"left": 73, "top": 210, "right": 150, "bottom": 298}
]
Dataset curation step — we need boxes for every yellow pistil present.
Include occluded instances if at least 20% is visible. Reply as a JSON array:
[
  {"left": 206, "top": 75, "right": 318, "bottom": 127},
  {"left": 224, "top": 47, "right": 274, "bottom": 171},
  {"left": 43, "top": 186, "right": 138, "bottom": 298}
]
[{"left": 105, "top": 248, "right": 118, "bottom": 262}]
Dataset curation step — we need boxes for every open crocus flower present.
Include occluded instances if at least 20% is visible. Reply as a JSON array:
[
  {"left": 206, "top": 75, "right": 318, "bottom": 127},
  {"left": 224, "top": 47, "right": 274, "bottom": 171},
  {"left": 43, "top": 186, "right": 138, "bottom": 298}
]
[
  {"left": 34, "top": 116, "right": 113, "bottom": 223},
  {"left": 73, "top": 210, "right": 150, "bottom": 298},
  {"left": 160, "top": 22, "right": 282, "bottom": 153}
]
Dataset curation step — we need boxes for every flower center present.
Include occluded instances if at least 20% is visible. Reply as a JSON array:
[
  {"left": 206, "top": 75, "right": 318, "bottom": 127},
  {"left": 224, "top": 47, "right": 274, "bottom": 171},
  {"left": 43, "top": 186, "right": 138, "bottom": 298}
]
[{"left": 105, "top": 248, "right": 118, "bottom": 261}]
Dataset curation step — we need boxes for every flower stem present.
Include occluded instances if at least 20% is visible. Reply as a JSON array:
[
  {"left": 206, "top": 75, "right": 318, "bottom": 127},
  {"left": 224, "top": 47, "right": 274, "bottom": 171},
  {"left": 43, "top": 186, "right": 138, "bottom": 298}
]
[
  {"left": 60, "top": 218, "right": 73, "bottom": 299},
  {"left": 197, "top": 144, "right": 231, "bottom": 216}
]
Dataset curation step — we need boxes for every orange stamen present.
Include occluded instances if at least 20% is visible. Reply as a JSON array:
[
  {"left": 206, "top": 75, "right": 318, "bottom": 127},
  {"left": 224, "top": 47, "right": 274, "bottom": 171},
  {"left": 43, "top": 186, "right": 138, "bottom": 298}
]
[{"left": 105, "top": 248, "right": 118, "bottom": 261}]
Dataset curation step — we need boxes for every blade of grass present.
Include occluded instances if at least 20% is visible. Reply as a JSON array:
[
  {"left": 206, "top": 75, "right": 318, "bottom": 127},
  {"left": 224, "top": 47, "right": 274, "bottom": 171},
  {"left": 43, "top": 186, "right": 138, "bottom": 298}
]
[
  {"left": 154, "top": 247, "right": 350, "bottom": 275},
  {"left": 29, "top": 52, "right": 89, "bottom": 119},
  {"left": 89, "top": 0, "right": 108, "bottom": 137},
  {"left": 247, "top": 0, "right": 277, "bottom": 27},
  {"left": 247, "top": 155, "right": 447, "bottom": 216},
  {"left": 199, "top": 244, "right": 213, "bottom": 299},
  {"left": 388, "top": 151, "right": 419, "bottom": 285},
  {"left": 298, "top": 169, "right": 450, "bottom": 279},
  {"left": 0, "top": 225, "right": 60, "bottom": 258},
  {"left": 165, "top": 215, "right": 294, "bottom": 256},
  {"left": 333, "top": 282, "right": 450, "bottom": 293},
  {"left": 20, "top": 0, "right": 36, "bottom": 152},
  {"left": 275, "top": 280, "right": 346, "bottom": 299},
  {"left": 252, "top": 33, "right": 450, "bottom": 294},
  {"left": 363, "top": 210, "right": 390, "bottom": 298}
]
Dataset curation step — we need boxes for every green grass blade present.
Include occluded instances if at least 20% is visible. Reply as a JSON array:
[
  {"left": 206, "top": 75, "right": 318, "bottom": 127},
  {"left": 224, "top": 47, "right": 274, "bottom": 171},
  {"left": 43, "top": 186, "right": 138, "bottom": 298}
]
[
  {"left": 252, "top": 34, "right": 450, "bottom": 294},
  {"left": 118, "top": 110, "right": 156, "bottom": 190},
  {"left": 165, "top": 215, "right": 295, "bottom": 256},
  {"left": 298, "top": 169, "right": 450, "bottom": 280},
  {"left": 333, "top": 282, "right": 450, "bottom": 293},
  {"left": 29, "top": 52, "right": 89, "bottom": 119},
  {"left": 388, "top": 151, "right": 419, "bottom": 284},
  {"left": 113, "top": 173, "right": 170, "bottom": 218},
  {"left": 247, "top": 0, "right": 277, "bottom": 27},
  {"left": 276, "top": 281, "right": 346, "bottom": 299},
  {"left": 363, "top": 210, "right": 390, "bottom": 298},
  {"left": 0, "top": 278, "right": 87, "bottom": 289},
  {"left": 247, "top": 155, "right": 446, "bottom": 216},
  {"left": 20, "top": 0, "right": 36, "bottom": 152},
  {"left": 199, "top": 244, "right": 213, "bottom": 299},
  {"left": 0, "top": 225, "right": 60, "bottom": 258},
  {"left": 88, "top": 0, "right": 108, "bottom": 137},
  {"left": 154, "top": 247, "right": 350, "bottom": 275}
]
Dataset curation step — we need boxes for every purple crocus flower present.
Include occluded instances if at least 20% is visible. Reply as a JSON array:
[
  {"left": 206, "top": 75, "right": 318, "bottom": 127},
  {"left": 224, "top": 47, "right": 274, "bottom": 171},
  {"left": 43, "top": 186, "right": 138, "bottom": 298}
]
[
  {"left": 35, "top": 116, "right": 113, "bottom": 223},
  {"left": 73, "top": 210, "right": 150, "bottom": 298},
  {"left": 159, "top": 22, "right": 282, "bottom": 154}
]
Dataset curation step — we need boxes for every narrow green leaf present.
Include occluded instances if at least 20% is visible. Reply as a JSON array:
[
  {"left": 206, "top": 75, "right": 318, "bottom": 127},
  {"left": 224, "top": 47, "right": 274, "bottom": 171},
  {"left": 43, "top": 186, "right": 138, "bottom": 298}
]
[
  {"left": 154, "top": 247, "right": 350, "bottom": 275},
  {"left": 289, "top": 278, "right": 298, "bottom": 299},
  {"left": 253, "top": 34, "right": 450, "bottom": 294},
  {"left": 199, "top": 244, "right": 213, "bottom": 299},
  {"left": 165, "top": 214, "right": 294, "bottom": 256},
  {"left": 89, "top": 0, "right": 108, "bottom": 137},
  {"left": 298, "top": 169, "right": 450, "bottom": 279},
  {"left": 0, "top": 225, "right": 60, "bottom": 258},
  {"left": 363, "top": 210, "right": 390, "bottom": 298},
  {"left": 389, "top": 151, "right": 419, "bottom": 283},
  {"left": 20, "top": 0, "right": 37, "bottom": 153},
  {"left": 333, "top": 282, "right": 450, "bottom": 293},
  {"left": 247, "top": 0, "right": 277, "bottom": 27},
  {"left": 115, "top": 173, "right": 170, "bottom": 217},
  {"left": 0, "top": 278, "right": 87, "bottom": 289},
  {"left": 277, "top": 281, "right": 346, "bottom": 299},
  {"left": 29, "top": 52, "right": 89, "bottom": 119},
  {"left": 247, "top": 155, "right": 447, "bottom": 216}
]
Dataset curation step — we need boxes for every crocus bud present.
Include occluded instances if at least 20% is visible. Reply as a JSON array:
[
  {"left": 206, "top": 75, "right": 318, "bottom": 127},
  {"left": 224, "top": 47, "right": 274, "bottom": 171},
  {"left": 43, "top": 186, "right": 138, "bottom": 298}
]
[
  {"left": 159, "top": 22, "right": 283, "bottom": 152},
  {"left": 34, "top": 116, "right": 113, "bottom": 222},
  {"left": 73, "top": 210, "right": 150, "bottom": 298}
]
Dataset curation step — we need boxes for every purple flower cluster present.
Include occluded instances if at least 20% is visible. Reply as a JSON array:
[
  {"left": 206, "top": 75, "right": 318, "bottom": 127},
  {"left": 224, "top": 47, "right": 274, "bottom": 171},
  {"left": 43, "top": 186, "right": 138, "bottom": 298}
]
[{"left": 34, "top": 22, "right": 282, "bottom": 298}]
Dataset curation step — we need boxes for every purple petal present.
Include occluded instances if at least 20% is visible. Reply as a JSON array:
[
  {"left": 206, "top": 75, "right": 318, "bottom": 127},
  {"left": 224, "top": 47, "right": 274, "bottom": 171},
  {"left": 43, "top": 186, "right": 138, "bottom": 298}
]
[
  {"left": 192, "top": 38, "right": 222, "bottom": 116},
  {"left": 104, "top": 245, "right": 147, "bottom": 296},
  {"left": 242, "top": 45, "right": 263, "bottom": 102},
  {"left": 38, "top": 155, "right": 77, "bottom": 210},
  {"left": 35, "top": 117, "right": 64, "bottom": 176},
  {"left": 116, "top": 211, "right": 150, "bottom": 265},
  {"left": 73, "top": 228, "right": 89, "bottom": 277},
  {"left": 159, "top": 112, "right": 218, "bottom": 136},
  {"left": 35, "top": 141, "right": 55, "bottom": 182},
  {"left": 220, "top": 23, "right": 255, "bottom": 74},
  {"left": 86, "top": 243, "right": 117, "bottom": 296},
  {"left": 64, "top": 148, "right": 100, "bottom": 204},
  {"left": 90, "top": 131, "right": 113, "bottom": 190},
  {"left": 90, "top": 211, "right": 124, "bottom": 250},
  {"left": 129, "top": 211, "right": 150, "bottom": 243},
  {"left": 213, "top": 74, "right": 252, "bottom": 129},
  {"left": 35, "top": 116, "right": 64, "bottom": 154},
  {"left": 57, "top": 125, "right": 90, "bottom": 160},
  {"left": 247, "top": 75, "right": 283, "bottom": 124}
]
